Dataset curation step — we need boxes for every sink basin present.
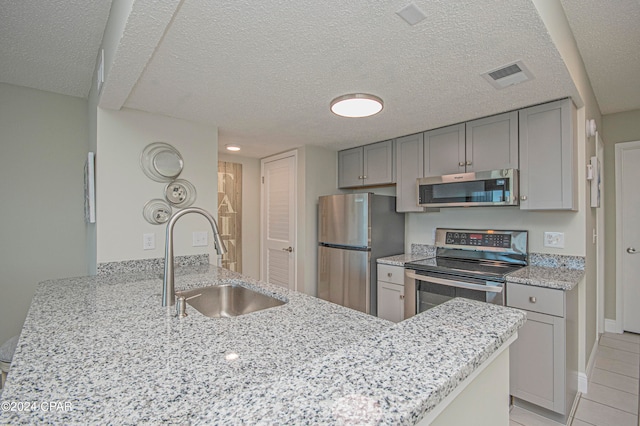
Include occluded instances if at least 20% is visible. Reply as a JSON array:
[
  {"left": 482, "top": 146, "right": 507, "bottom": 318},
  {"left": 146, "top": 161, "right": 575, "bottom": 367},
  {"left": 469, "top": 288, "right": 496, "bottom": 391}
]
[{"left": 176, "top": 284, "right": 286, "bottom": 318}]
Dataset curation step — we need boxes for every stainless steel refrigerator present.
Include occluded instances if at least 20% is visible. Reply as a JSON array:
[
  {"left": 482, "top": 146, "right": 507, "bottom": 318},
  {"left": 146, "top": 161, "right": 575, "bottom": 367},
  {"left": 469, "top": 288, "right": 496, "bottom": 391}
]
[{"left": 317, "top": 193, "right": 404, "bottom": 316}]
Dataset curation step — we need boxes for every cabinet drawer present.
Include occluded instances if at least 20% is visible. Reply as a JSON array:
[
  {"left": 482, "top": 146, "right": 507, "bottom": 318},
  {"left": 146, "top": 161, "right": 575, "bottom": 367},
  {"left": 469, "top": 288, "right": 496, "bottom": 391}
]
[
  {"left": 507, "top": 282, "right": 564, "bottom": 317},
  {"left": 378, "top": 264, "right": 404, "bottom": 285}
]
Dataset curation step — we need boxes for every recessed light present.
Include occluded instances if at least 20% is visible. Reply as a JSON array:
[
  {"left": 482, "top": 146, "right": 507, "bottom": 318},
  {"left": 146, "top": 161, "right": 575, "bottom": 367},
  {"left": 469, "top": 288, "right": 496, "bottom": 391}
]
[
  {"left": 225, "top": 144, "right": 241, "bottom": 152},
  {"left": 330, "top": 94, "right": 384, "bottom": 118}
]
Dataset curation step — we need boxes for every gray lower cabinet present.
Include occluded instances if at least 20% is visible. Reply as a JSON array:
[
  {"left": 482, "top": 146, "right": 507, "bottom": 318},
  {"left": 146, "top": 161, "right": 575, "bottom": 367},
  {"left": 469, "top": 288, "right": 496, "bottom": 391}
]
[
  {"left": 507, "top": 281, "right": 578, "bottom": 423},
  {"left": 377, "top": 264, "right": 404, "bottom": 322},
  {"left": 519, "top": 98, "right": 577, "bottom": 210},
  {"left": 395, "top": 133, "right": 424, "bottom": 212},
  {"left": 338, "top": 140, "right": 395, "bottom": 188}
]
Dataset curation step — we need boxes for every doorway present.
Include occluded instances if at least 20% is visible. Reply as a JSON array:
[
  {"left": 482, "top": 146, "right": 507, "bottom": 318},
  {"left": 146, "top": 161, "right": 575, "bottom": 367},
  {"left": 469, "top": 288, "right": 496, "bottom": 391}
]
[
  {"left": 260, "top": 151, "right": 297, "bottom": 290},
  {"left": 615, "top": 140, "right": 640, "bottom": 333}
]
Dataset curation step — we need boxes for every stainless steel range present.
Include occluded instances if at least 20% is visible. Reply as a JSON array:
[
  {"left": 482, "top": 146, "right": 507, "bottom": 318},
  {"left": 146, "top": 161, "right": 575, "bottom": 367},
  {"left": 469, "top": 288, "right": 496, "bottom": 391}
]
[{"left": 404, "top": 228, "right": 528, "bottom": 317}]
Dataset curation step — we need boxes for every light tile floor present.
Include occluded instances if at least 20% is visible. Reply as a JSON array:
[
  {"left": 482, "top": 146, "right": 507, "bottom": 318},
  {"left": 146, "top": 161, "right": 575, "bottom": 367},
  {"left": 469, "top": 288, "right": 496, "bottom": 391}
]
[{"left": 510, "top": 331, "right": 639, "bottom": 426}]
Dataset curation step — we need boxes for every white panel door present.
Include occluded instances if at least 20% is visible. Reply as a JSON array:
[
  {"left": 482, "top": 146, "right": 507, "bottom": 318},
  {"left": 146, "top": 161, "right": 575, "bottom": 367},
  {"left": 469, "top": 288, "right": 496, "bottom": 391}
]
[
  {"left": 261, "top": 152, "right": 296, "bottom": 290},
  {"left": 617, "top": 141, "right": 640, "bottom": 333}
]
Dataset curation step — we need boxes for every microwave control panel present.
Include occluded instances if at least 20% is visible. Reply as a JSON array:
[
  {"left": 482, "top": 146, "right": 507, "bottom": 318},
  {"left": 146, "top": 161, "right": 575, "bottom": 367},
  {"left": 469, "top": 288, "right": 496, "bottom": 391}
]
[{"left": 445, "top": 231, "right": 512, "bottom": 248}]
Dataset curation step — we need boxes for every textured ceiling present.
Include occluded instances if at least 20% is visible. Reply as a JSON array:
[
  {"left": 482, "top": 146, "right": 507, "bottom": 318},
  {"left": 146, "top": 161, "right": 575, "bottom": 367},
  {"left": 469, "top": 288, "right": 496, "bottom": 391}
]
[
  {"left": 123, "top": 0, "right": 579, "bottom": 157},
  {"left": 0, "top": 0, "right": 112, "bottom": 98},
  {"left": 2, "top": 1, "right": 637, "bottom": 158},
  {"left": 561, "top": 0, "right": 640, "bottom": 115}
]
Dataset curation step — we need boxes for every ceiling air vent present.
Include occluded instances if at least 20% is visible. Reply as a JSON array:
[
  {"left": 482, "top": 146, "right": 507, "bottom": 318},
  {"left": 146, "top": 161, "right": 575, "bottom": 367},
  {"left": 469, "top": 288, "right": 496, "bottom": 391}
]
[{"left": 482, "top": 60, "right": 534, "bottom": 89}]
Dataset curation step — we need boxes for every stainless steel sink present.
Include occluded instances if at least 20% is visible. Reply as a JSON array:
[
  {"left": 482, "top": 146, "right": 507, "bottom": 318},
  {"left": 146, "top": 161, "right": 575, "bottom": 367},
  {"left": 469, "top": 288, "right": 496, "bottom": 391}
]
[{"left": 176, "top": 284, "right": 286, "bottom": 318}]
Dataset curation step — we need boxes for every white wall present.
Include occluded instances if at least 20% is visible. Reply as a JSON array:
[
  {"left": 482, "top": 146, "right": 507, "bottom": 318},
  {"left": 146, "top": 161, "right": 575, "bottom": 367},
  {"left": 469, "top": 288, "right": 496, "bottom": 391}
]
[
  {"left": 218, "top": 152, "right": 261, "bottom": 280},
  {"left": 297, "top": 145, "right": 339, "bottom": 296},
  {"left": 406, "top": 208, "right": 584, "bottom": 255},
  {"left": 0, "top": 83, "right": 89, "bottom": 345},
  {"left": 532, "top": 0, "right": 602, "bottom": 380},
  {"left": 96, "top": 107, "right": 218, "bottom": 263}
]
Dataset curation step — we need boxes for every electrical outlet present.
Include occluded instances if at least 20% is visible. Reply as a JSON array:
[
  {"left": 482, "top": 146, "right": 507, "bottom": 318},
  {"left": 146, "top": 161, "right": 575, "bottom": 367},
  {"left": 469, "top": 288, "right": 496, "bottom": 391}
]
[
  {"left": 143, "top": 233, "right": 155, "bottom": 250},
  {"left": 544, "top": 232, "right": 565, "bottom": 248},
  {"left": 193, "top": 231, "right": 208, "bottom": 247}
]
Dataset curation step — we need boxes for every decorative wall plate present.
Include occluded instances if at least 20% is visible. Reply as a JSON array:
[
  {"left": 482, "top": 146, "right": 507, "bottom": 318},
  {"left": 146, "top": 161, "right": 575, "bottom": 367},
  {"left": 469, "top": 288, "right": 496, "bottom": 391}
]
[
  {"left": 140, "top": 142, "right": 184, "bottom": 182},
  {"left": 164, "top": 179, "right": 197, "bottom": 208},
  {"left": 143, "top": 199, "right": 173, "bottom": 224}
]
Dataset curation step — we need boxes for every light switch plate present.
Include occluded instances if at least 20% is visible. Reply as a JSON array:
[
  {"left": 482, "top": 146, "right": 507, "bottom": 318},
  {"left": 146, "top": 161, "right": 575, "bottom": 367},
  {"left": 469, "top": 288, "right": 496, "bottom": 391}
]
[
  {"left": 193, "top": 231, "right": 208, "bottom": 247},
  {"left": 544, "top": 232, "right": 565, "bottom": 248}
]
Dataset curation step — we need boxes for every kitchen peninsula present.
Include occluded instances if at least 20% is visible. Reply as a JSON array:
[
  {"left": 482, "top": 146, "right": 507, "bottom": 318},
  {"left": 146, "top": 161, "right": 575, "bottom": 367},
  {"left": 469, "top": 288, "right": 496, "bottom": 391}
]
[{"left": 0, "top": 264, "right": 525, "bottom": 425}]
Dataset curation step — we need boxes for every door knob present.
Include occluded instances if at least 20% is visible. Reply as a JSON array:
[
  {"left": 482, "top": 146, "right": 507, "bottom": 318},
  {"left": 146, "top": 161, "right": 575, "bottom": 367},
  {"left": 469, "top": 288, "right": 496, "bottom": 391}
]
[
  {"left": 628, "top": 247, "right": 638, "bottom": 254},
  {"left": 282, "top": 246, "right": 293, "bottom": 253}
]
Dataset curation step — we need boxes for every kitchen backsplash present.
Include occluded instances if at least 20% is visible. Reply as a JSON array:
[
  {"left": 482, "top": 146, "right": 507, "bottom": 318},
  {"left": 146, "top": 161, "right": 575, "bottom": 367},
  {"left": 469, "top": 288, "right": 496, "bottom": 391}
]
[
  {"left": 528, "top": 253, "right": 585, "bottom": 270},
  {"left": 410, "top": 243, "right": 584, "bottom": 270},
  {"left": 97, "top": 254, "right": 210, "bottom": 275},
  {"left": 411, "top": 244, "right": 436, "bottom": 257}
]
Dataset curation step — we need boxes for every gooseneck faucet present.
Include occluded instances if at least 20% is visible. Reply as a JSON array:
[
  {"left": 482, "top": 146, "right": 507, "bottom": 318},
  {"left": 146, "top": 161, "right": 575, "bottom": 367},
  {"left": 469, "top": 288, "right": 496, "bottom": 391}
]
[{"left": 162, "top": 207, "right": 227, "bottom": 307}]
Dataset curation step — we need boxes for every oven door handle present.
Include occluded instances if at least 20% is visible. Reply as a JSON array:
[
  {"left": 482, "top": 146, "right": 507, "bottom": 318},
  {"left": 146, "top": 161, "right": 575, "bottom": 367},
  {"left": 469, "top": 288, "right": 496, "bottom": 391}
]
[{"left": 405, "top": 272, "right": 503, "bottom": 293}]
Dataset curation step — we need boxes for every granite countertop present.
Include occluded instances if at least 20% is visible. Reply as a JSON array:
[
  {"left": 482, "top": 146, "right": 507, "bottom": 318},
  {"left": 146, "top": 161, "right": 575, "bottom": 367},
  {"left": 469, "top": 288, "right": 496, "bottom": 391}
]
[
  {"left": 378, "top": 249, "right": 584, "bottom": 292},
  {"left": 506, "top": 265, "right": 584, "bottom": 291},
  {"left": 376, "top": 253, "right": 431, "bottom": 266},
  {"left": 0, "top": 265, "right": 525, "bottom": 425}
]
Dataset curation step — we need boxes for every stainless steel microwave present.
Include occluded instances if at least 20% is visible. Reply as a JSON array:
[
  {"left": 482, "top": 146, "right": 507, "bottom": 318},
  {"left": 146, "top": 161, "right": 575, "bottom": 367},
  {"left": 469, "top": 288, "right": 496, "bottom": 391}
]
[{"left": 417, "top": 169, "right": 519, "bottom": 208}]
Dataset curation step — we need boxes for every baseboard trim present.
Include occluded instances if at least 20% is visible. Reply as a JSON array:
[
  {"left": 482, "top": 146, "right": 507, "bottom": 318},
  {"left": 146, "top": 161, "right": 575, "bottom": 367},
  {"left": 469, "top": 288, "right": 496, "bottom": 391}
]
[
  {"left": 605, "top": 318, "right": 623, "bottom": 334},
  {"left": 578, "top": 337, "right": 600, "bottom": 393}
]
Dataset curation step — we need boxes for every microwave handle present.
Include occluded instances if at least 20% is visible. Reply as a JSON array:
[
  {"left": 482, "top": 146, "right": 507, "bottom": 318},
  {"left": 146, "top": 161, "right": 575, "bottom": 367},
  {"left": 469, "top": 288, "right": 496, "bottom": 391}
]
[{"left": 405, "top": 271, "right": 503, "bottom": 293}]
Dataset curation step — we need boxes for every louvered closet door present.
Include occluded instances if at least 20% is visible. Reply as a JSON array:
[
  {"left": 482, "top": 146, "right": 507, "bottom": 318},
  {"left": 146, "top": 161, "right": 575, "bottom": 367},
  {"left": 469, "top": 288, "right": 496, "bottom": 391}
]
[{"left": 261, "top": 153, "right": 296, "bottom": 290}]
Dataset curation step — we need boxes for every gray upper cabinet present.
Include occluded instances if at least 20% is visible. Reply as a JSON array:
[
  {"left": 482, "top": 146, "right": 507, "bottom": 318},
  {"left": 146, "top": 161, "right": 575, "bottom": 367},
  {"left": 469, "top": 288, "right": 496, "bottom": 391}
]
[
  {"left": 395, "top": 133, "right": 424, "bottom": 212},
  {"left": 338, "top": 147, "right": 364, "bottom": 188},
  {"left": 423, "top": 112, "right": 517, "bottom": 177},
  {"left": 424, "top": 124, "right": 466, "bottom": 176},
  {"left": 519, "top": 99, "right": 577, "bottom": 211},
  {"left": 466, "top": 111, "right": 518, "bottom": 172},
  {"left": 338, "top": 140, "right": 395, "bottom": 188}
]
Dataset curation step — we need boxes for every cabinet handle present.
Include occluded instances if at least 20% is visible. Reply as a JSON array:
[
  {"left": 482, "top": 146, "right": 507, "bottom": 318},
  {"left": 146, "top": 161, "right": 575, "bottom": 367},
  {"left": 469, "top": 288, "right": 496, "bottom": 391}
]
[
  {"left": 387, "top": 272, "right": 392, "bottom": 278},
  {"left": 363, "top": 175, "right": 367, "bottom": 179},
  {"left": 458, "top": 162, "right": 465, "bottom": 167},
  {"left": 400, "top": 295, "right": 405, "bottom": 300},
  {"left": 521, "top": 195, "right": 528, "bottom": 201},
  {"left": 529, "top": 296, "right": 537, "bottom": 303},
  {"left": 466, "top": 161, "right": 472, "bottom": 166}
]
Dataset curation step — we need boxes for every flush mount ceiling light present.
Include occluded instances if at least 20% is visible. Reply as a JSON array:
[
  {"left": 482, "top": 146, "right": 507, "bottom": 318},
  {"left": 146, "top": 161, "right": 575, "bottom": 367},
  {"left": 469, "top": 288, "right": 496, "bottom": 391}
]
[
  {"left": 225, "top": 144, "right": 241, "bottom": 152},
  {"left": 330, "top": 94, "right": 384, "bottom": 118}
]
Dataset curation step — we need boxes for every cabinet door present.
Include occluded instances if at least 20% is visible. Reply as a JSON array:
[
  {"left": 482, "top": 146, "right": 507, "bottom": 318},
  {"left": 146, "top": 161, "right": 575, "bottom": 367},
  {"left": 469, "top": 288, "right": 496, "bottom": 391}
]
[
  {"left": 519, "top": 99, "right": 576, "bottom": 210},
  {"left": 363, "top": 140, "right": 395, "bottom": 186},
  {"left": 510, "top": 310, "right": 566, "bottom": 414},
  {"left": 377, "top": 280, "right": 404, "bottom": 323},
  {"left": 424, "top": 124, "right": 465, "bottom": 176},
  {"left": 465, "top": 111, "right": 518, "bottom": 172},
  {"left": 395, "top": 133, "right": 424, "bottom": 212},
  {"left": 338, "top": 147, "right": 364, "bottom": 188}
]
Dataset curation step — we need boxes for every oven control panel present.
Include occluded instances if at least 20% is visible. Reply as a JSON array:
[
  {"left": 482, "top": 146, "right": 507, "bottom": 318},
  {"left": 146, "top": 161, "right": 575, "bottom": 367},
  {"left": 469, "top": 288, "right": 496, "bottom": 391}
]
[{"left": 445, "top": 231, "right": 512, "bottom": 248}]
